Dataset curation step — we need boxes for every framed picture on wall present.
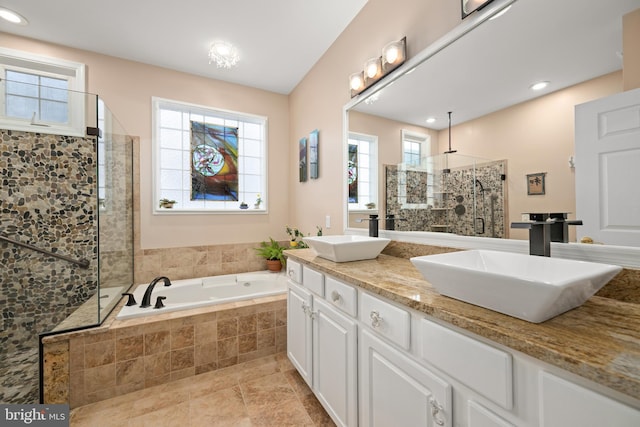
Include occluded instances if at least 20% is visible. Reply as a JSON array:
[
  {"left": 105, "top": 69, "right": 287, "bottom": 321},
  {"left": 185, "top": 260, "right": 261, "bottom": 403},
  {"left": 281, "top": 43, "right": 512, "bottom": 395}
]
[
  {"left": 527, "top": 172, "right": 546, "bottom": 195},
  {"left": 309, "top": 129, "right": 319, "bottom": 179},
  {"left": 299, "top": 137, "right": 307, "bottom": 182}
]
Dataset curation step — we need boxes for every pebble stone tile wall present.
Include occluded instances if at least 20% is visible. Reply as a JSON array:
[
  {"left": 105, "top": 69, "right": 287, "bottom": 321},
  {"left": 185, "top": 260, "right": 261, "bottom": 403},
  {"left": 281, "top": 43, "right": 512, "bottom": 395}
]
[
  {"left": 1, "top": 129, "right": 99, "bottom": 355},
  {"left": 385, "top": 159, "right": 507, "bottom": 237}
]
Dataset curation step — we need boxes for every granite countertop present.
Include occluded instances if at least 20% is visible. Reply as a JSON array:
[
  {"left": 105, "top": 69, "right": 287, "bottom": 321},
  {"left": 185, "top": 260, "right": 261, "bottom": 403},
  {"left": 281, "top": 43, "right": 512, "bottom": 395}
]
[{"left": 285, "top": 247, "right": 640, "bottom": 402}]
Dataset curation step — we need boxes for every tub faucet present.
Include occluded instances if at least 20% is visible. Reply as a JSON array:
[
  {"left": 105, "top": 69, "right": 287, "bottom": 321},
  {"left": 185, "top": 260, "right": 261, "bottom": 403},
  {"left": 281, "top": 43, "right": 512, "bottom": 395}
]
[{"left": 140, "top": 276, "right": 172, "bottom": 308}]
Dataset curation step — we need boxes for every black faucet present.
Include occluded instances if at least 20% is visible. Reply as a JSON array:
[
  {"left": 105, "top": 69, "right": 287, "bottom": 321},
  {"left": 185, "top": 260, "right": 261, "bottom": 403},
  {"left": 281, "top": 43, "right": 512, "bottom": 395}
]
[
  {"left": 511, "top": 213, "right": 582, "bottom": 257},
  {"left": 140, "top": 276, "right": 171, "bottom": 308},
  {"left": 355, "top": 214, "right": 380, "bottom": 237}
]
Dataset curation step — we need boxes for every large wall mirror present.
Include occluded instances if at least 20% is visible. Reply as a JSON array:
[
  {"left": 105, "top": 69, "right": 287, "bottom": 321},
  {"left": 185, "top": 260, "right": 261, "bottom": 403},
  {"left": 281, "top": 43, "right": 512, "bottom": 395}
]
[{"left": 343, "top": 0, "right": 640, "bottom": 267}]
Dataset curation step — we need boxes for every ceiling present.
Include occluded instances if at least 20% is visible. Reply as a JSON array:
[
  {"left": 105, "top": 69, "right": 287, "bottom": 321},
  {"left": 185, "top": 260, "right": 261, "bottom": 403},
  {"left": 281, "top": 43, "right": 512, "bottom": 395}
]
[
  {"left": 352, "top": 0, "right": 640, "bottom": 130},
  {"left": 0, "top": 0, "right": 368, "bottom": 94}
]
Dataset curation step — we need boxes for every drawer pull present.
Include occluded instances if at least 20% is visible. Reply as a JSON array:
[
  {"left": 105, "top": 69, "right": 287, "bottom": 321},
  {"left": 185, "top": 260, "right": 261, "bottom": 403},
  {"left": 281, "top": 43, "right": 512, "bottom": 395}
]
[
  {"left": 331, "top": 290, "right": 341, "bottom": 302},
  {"left": 288, "top": 269, "right": 295, "bottom": 278},
  {"left": 429, "top": 398, "right": 445, "bottom": 426},
  {"left": 370, "top": 310, "right": 383, "bottom": 328}
]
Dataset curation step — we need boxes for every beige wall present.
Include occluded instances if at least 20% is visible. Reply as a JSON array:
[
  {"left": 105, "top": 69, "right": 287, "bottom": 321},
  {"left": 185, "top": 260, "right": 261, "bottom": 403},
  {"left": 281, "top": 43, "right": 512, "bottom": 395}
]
[
  {"left": 438, "top": 71, "right": 622, "bottom": 241},
  {"left": 1, "top": 32, "right": 290, "bottom": 249},
  {"left": 623, "top": 8, "right": 640, "bottom": 90},
  {"left": 288, "top": 0, "right": 460, "bottom": 235}
]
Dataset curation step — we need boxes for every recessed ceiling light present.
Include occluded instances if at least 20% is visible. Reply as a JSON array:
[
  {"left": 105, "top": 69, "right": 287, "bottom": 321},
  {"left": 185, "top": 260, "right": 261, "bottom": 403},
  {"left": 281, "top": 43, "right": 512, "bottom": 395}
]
[
  {"left": 530, "top": 81, "right": 550, "bottom": 91},
  {"left": 426, "top": 117, "right": 436, "bottom": 124},
  {"left": 0, "top": 7, "right": 28, "bottom": 25}
]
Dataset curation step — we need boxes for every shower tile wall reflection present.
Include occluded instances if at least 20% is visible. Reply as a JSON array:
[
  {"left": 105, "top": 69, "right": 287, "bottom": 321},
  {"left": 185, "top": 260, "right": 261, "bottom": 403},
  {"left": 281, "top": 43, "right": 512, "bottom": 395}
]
[{"left": 386, "top": 159, "right": 507, "bottom": 238}]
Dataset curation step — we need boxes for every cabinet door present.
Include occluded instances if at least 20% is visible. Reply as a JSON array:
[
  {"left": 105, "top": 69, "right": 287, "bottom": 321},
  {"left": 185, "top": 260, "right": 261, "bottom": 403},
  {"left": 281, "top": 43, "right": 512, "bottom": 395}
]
[
  {"left": 540, "top": 371, "right": 640, "bottom": 427},
  {"left": 287, "top": 281, "right": 313, "bottom": 386},
  {"left": 313, "top": 297, "right": 358, "bottom": 427},
  {"left": 359, "top": 328, "right": 452, "bottom": 427}
]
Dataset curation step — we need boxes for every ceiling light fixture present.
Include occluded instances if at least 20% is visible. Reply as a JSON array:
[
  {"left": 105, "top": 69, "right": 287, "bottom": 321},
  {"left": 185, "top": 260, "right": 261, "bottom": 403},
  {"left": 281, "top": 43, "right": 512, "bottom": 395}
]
[
  {"left": 350, "top": 37, "right": 406, "bottom": 98},
  {"left": 530, "top": 81, "right": 550, "bottom": 91},
  {"left": 0, "top": 7, "right": 28, "bottom": 25},
  {"left": 208, "top": 41, "right": 239, "bottom": 69},
  {"left": 426, "top": 117, "right": 436, "bottom": 124}
]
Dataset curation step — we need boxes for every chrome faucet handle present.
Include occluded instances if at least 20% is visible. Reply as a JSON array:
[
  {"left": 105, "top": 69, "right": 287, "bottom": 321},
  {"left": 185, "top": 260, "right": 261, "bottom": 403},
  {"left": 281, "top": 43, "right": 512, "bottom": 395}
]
[{"left": 154, "top": 296, "right": 166, "bottom": 309}]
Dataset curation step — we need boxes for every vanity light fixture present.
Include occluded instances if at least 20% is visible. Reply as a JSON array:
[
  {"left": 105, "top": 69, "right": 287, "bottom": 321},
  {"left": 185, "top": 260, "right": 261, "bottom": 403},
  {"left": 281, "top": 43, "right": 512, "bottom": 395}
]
[
  {"left": 350, "top": 37, "right": 406, "bottom": 98},
  {"left": 208, "top": 41, "right": 240, "bottom": 69},
  {"left": 530, "top": 81, "right": 550, "bottom": 91},
  {"left": 461, "top": 0, "right": 496, "bottom": 19},
  {"left": 0, "top": 7, "right": 28, "bottom": 25}
]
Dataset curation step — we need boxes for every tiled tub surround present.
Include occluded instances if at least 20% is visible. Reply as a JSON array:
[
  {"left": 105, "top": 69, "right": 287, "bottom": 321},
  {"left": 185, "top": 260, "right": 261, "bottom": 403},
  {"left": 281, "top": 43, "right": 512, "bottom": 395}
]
[
  {"left": 42, "top": 294, "right": 287, "bottom": 408},
  {"left": 385, "top": 160, "right": 507, "bottom": 237},
  {"left": 286, "top": 243, "right": 640, "bottom": 403},
  {"left": 134, "top": 242, "right": 274, "bottom": 285}
]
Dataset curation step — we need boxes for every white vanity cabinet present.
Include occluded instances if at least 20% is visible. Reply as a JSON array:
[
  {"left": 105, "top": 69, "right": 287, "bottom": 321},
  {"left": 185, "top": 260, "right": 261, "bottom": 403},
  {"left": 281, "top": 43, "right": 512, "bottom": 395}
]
[
  {"left": 287, "top": 259, "right": 640, "bottom": 427},
  {"left": 286, "top": 262, "right": 358, "bottom": 427},
  {"left": 287, "top": 280, "right": 313, "bottom": 385},
  {"left": 359, "top": 327, "right": 453, "bottom": 427},
  {"left": 539, "top": 371, "right": 640, "bottom": 427},
  {"left": 313, "top": 296, "right": 358, "bottom": 427}
]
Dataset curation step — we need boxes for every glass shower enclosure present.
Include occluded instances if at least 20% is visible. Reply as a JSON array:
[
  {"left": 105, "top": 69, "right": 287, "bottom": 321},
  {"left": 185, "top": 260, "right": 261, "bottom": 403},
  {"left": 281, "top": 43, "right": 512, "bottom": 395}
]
[
  {"left": 0, "top": 78, "right": 134, "bottom": 403},
  {"left": 385, "top": 153, "right": 508, "bottom": 238}
]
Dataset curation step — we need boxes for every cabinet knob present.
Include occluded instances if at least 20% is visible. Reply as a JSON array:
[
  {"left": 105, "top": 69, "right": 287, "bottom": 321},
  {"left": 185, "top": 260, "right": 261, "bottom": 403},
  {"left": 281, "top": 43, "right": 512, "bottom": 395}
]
[
  {"left": 370, "top": 310, "right": 383, "bottom": 328},
  {"left": 288, "top": 269, "right": 294, "bottom": 278},
  {"left": 331, "top": 290, "right": 341, "bottom": 302}
]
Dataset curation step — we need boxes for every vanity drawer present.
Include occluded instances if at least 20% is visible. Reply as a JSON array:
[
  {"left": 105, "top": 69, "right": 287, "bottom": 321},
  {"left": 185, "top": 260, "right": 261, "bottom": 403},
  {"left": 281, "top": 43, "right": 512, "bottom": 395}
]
[
  {"left": 324, "top": 276, "right": 357, "bottom": 317},
  {"left": 421, "top": 318, "right": 513, "bottom": 409},
  {"left": 360, "top": 292, "right": 410, "bottom": 350},
  {"left": 302, "top": 265, "right": 324, "bottom": 296},
  {"left": 286, "top": 260, "right": 302, "bottom": 285}
]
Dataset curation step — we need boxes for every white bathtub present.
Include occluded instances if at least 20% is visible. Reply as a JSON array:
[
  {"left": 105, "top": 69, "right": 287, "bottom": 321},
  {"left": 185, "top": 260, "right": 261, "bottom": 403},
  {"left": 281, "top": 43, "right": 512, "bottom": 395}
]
[{"left": 116, "top": 271, "right": 287, "bottom": 319}]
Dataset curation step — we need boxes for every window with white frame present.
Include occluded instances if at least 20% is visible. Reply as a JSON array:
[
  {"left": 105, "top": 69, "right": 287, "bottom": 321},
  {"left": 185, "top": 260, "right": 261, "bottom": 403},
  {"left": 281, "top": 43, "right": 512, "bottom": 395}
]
[
  {"left": 399, "top": 130, "right": 433, "bottom": 209},
  {"left": 348, "top": 132, "right": 378, "bottom": 211},
  {"left": 401, "top": 129, "right": 430, "bottom": 166},
  {"left": 152, "top": 97, "right": 267, "bottom": 213},
  {"left": 0, "top": 47, "right": 86, "bottom": 136}
]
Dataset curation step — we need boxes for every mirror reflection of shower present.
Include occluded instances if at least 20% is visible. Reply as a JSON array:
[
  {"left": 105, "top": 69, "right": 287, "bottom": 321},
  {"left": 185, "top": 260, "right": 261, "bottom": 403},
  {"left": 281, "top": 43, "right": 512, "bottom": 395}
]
[{"left": 385, "top": 153, "right": 508, "bottom": 238}]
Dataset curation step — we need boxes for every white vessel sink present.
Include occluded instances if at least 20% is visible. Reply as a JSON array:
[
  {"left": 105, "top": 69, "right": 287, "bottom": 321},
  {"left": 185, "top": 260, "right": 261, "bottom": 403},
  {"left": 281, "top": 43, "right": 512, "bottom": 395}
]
[
  {"left": 410, "top": 250, "right": 622, "bottom": 323},
  {"left": 302, "top": 235, "right": 390, "bottom": 262}
]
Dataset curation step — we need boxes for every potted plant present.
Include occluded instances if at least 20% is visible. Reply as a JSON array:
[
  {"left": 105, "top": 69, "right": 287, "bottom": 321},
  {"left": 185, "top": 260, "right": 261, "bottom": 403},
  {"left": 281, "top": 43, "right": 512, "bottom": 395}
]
[
  {"left": 159, "top": 198, "right": 176, "bottom": 209},
  {"left": 286, "top": 225, "right": 323, "bottom": 248},
  {"left": 255, "top": 237, "right": 286, "bottom": 272}
]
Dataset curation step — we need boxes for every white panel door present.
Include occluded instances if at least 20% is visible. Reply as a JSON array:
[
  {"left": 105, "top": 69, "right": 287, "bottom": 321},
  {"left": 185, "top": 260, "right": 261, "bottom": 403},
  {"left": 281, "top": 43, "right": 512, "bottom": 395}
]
[
  {"left": 313, "top": 297, "right": 358, "bottom": 427},
  {"left": 359, "top": 328, "right": 452, "bottom": 427},
  {"left": 287, "top": 282, "right": 313, "bottom": 386},
  {"left": 575, "top": 88, "right": 640, "bottom": 246}
]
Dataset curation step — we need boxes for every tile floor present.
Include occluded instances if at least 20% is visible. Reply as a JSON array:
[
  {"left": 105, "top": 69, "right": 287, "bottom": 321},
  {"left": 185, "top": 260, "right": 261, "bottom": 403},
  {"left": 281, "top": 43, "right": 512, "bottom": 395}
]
[{"left": 69, "top": 352, "right": 336, "bottom": 426}]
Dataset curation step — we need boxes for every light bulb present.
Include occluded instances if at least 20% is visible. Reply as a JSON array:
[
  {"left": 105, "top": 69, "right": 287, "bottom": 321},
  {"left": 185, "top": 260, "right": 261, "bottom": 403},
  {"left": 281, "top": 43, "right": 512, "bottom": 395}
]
[
  {"left": 350, "top": 73, "right": 364, "bottom": 91},
  {"left": 384, "top": 45, "right": 399, "bottom": 64},
  {"left": 365, "top": 58, "right": 380, "bottom": 79}
]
